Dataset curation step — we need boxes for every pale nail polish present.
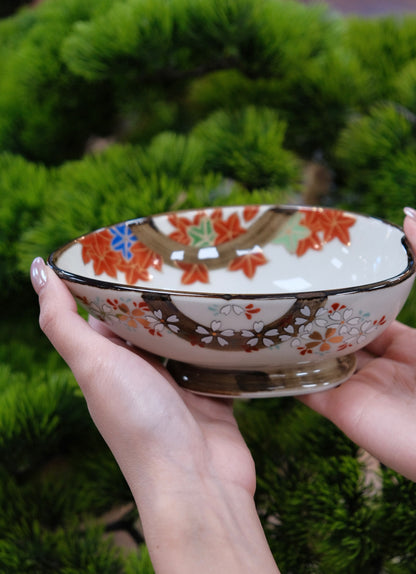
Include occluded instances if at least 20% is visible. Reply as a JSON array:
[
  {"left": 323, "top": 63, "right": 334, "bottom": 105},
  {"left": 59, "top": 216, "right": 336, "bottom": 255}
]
[
  {"left": 30, "top": 257, "right": 48, "bottom": 292},
  {"left": 404, "top": 206, "right": 416, "bottom": 220}
]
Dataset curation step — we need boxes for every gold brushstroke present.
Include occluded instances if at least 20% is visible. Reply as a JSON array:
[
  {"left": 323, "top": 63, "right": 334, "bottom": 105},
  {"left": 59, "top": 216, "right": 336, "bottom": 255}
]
[
  {"left": 130, "top": 208, "right": 295, "bottom": 270},
  {"left": 142, "top": 293, "right": 327, "bottom": 352}
]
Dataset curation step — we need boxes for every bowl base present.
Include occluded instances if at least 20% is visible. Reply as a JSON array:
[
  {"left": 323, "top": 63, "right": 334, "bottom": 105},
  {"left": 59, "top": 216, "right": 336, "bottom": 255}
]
[{"left": 166, "top": 354, "right": 357, "bottom": 398}]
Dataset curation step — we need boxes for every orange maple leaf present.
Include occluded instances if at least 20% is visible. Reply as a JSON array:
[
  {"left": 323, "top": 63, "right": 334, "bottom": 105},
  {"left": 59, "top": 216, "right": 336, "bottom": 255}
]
[
  {"left": 177, "top": 262, "right": 210, "bottom": 285},
  {"left": 228, "top": 251, "right": 268, "bottom": 279}
]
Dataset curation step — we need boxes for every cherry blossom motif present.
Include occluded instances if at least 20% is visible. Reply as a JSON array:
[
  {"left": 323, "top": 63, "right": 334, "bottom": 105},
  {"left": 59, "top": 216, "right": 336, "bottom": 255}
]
[
  {"left": 115, "top": 301, "right": 149, "bottom": 329},
  {"left": 220, "top": 303, "right": 261, "bottom": 319},
  {"left": 73, "top": 292, "right": 389, "bottom": 360},
  {"left": 241, "top": 322, "right": 279, "bottom": 348},
  {"left": 195, "top": 321, "right": 235, "bottom": 347},
  {"left": 294, "top": 305, "right": 312, "bottom": 326},
  {"left": 276, "top": 301, "right": 389, "bottom": 357},
  {"left": 106, "top": 298, "right": 120, "bottom": 310},
  {"left": 75, "top": 295, "right": 118, "bottom": 323},
  {"left": 279, "top": 322, "right": 313, "bottom": 347},
  {"left": 312, "top": 303, "right": 374, "bottom": 351},
  {"left": 298, "top": 327, "right": 344, "bottom": 355},
  {"left": 315, "top": 304, "right": 362, "bottom": 330},
  {"left": 145, "top": 309, "right": 180, "bottom": 336}
]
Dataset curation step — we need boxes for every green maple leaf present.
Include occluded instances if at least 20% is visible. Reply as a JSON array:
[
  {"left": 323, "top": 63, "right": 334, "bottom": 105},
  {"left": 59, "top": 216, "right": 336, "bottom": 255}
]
[
  {"left": 187, "top": 218, "right": 216, "bottom": 247},
  {"left": 271, "top": 212, "right": 311, "bottom": 254}
]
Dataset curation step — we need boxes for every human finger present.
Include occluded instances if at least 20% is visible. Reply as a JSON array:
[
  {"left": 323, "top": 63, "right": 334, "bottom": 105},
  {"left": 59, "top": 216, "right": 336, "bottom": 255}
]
[
  {"left": 404, "top": 207, "right": 416, "bottom": 251},
  {"left": 88, "top": 314, "right": 127, "bottom": 341},
  {"left": 31, "top": 258, "right": 163, "bottom": 398},
  {"left": 360, "top": 321, "right": 409, "bottom": 358},
  {"left": 30, "top": 257, "right": 108, "bottom": 374}
]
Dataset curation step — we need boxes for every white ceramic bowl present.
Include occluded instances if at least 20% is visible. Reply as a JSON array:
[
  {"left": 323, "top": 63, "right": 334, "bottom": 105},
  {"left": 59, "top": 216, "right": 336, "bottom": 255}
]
[{"left": 49, "top": 205, "right": 416, "bottom": 397}]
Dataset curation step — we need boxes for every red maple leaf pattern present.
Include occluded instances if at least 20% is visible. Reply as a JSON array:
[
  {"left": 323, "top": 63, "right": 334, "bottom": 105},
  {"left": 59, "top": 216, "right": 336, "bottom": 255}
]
[
  {"left": 243, "top": 205, "right": 260, "bottom": 222},
  {"left": 118, "top": 241, "right": 162, "bottom": 284},
  {"left": 228, "top": 251, "right": 268, "bottom": 279},
  {"left": 168, "top": 212, "right": 209, "bottom": 245},
  {"left": 319, "top": 209, "right": 356, "bottom": 244},
  {"left": 177, "top": 261, "right": 210, "bottom": 284},
  {"left": 297, "top": 209, "right": 356, "bottom": 256},
  {"left": 80, "top": 229, "right": 122, "bottom": 278},
  {"left": 296, "top": 232, "right": 322, "bottom": 257},
  {"left": 214, "top": 212, "right": 246, "bottom": 245}
]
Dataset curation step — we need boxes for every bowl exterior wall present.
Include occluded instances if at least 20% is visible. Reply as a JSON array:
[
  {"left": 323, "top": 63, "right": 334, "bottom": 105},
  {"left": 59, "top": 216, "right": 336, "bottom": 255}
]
[{"left": 64, "top": 273, "right": 415, "bottom": 371}]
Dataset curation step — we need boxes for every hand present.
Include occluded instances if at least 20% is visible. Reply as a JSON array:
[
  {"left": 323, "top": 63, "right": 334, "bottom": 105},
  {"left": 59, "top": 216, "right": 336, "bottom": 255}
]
[
  {"left": 30, "top": 257, "right": 280, "bottom": 574},
  {"left": 300, "top": 209, "right": 416, "bottom": 481}
]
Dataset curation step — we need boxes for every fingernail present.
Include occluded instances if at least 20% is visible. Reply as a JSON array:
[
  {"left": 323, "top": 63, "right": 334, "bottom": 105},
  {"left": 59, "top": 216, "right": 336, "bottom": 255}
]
[
  {"left": 30, "top": 257, "right": 48, "bottom": 293},
  {"left": 404, "top": 206, "right": 416, "bottom": 219}
]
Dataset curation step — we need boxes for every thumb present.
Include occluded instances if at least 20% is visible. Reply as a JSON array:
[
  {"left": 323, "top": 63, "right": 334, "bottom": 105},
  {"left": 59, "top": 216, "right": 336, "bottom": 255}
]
[
  {"left": 30, "top": 257, "right": 110, "bottom": 389},
  {"left": 404, "top": 207, "right": 416, "bottom": 254}
]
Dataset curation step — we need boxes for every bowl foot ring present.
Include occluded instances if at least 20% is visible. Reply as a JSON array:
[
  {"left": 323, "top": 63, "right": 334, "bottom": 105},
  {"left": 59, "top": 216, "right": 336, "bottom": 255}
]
[{"left": 167, "top": 354, "right": 357, "bottom": 398}]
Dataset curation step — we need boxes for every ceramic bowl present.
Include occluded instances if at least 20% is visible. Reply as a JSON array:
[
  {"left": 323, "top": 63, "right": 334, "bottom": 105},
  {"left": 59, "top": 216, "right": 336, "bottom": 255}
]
[{"left": 49, "top": 205, "right": 416, "bottom": 398}]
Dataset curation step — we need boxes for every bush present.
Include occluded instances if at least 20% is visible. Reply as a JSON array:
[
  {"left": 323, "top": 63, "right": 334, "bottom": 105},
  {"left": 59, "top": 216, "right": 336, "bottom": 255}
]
[
  {"left": 0, "top": 0, "right": 115, "bottom": 163},
  {"left": 334, "top": 104, "right": 416, "bottom": 223},
  {"left": 0, "top": 153, "right": 53, "bottom": 295},
  {"left": 1, "top": 1, "right": 416, "bottom": 572}
]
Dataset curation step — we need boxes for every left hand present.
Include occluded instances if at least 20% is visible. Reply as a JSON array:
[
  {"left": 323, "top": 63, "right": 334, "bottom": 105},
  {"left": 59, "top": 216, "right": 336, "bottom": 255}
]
[{"left": 30, "top": 256, "right": 279, "bottom": 574}]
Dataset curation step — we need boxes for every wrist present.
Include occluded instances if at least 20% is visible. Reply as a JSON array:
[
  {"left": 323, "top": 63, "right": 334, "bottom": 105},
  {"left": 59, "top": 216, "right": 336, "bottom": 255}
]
[{"left": 132, "top": 471, "right": 280, "bottom": 574}]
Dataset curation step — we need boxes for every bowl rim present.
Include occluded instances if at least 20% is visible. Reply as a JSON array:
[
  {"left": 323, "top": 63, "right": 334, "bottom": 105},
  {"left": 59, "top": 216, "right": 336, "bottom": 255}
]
[{"left": 48, "top": 204, "right": 416, "bottom": 300}]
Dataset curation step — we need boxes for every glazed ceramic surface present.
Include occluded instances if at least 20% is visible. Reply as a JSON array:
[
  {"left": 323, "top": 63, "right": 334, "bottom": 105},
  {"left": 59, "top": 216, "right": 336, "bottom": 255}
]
[{"left": 49, "top": 205, "right": 416, "bottom": 397}]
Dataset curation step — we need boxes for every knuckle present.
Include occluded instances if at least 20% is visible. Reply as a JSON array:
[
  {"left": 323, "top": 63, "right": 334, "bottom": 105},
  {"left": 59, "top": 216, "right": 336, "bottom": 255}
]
[{"left": 38, "top": 302, "right": 59, "bottom": 339}]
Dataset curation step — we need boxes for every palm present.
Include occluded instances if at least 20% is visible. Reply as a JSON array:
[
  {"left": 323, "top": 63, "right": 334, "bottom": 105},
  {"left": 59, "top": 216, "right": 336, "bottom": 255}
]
[
  {"left": 86, "top": 317, "right": 256, "bottom": 496},
  {"left": 300, "top": 320, "right": 416, "bottom": 479}
]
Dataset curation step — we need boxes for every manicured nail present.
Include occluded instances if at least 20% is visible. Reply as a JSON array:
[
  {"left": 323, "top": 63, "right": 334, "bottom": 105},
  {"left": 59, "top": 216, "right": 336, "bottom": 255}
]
[
  {"left": 404, "top": 206, "right": 416, "bottom": 220},
  {"left": 30, "top": 257, "right": 48, "bottom": 293}
]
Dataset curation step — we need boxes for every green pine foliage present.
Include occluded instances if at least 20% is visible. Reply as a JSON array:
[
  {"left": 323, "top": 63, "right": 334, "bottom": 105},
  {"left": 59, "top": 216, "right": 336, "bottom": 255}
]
[
  {"left": 1, "top": 0, "right": 416, "bottom": 571},
  {"left": 61, "top": 0, "right": 336, "bottom": 82},
  {"left": 0, "top": 362, "right": 146, "bottom": 572},
  {"left": 236, "top": 399, "right": 416, "bottom": 574},
  {"left": 0, "top": 0, "right": 115, "bottom": 163},
  {"left": 61, "top": 0, "right": 349, "bottom": 148},
  {"left": 192, "top": 106, "right": 300, "bottom": 189},
  {"left": 16, "top": 132, "right": 291, "bottom": 272},
  {"left": 394, "top": 59, "right": 416, "bottom": 113},
  {"left": 0, "top": 153, "right": 53, "bottom": 296},
  {"left": 345, "top": 15, "right": 416, "bottom": 102},
  {"left": 376, "top": 470, "right": 416, "bottom": 573},
  {"left": 334, "top": 104, "right": 416, "bottom": 224}
]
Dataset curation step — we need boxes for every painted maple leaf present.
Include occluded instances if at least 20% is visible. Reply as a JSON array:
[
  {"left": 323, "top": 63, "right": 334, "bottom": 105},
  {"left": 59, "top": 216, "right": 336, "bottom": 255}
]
[
  {"left": 177, "top": 262, "right": 210, "bottom": 284},
  {"left": 228, "top": 251, "right": 268, "bottom": 279}
]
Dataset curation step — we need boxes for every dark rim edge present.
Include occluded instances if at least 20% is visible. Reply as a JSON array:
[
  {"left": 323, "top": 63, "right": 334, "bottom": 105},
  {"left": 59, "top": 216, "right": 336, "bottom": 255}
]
[{"left": 47, "top": 205, "right": 416, "bottom": 301}]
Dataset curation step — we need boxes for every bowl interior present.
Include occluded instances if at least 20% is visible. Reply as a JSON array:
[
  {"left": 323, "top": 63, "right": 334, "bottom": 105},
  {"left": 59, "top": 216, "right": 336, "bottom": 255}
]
[{"left": 51, "top": 205, "right": 412, "bottom": 295}]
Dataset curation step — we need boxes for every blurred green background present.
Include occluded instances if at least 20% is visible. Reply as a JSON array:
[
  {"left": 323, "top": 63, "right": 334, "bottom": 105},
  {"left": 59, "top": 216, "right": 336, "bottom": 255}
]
[{"left": 1, "top": 0, "right": 416, "bottom": 572}]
